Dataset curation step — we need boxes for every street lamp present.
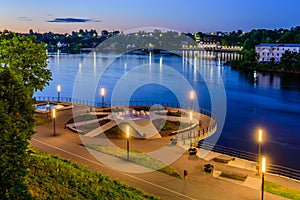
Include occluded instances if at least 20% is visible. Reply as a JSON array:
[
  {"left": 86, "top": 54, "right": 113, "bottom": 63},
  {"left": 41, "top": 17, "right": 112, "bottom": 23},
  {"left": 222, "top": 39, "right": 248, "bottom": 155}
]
[
  {"left": 126, "top": 126, "right": 130, "bottom": 160},
  {"left": 189, "top": 111, "right": 193, "bottom": 146},
  {"left": 258, "top": 129, "right": 263, "bottom": 174},
  {"left": 57, "top": 85, "right": 61, "bottom": 103},
  {"left": 189, "top": 90, "right": 194, "bottom": 110},
  {"left": 261, "top": 157, "right": 266, "bottom": 200},
  {"left": 100, "top": 87, "right": 105, "bottom": 108},
  {"left": 52, "top": 109, "right": 56, "bottom": 136}
]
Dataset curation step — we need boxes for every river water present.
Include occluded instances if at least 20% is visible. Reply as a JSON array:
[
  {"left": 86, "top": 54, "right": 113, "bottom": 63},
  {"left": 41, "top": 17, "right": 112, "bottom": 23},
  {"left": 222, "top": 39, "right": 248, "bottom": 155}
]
[{"left": 35, "top": 51, "right": 300, "bottom": 170}]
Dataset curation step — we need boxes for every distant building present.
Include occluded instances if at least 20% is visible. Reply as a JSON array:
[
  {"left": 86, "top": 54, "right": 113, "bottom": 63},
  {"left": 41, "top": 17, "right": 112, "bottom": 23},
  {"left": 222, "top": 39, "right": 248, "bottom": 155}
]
[
  {"left": 199, "top": 40, "right": 220, "bottom": 49},
  {"left": 255, "top": 44, "right": 300, "bottom": 62}
]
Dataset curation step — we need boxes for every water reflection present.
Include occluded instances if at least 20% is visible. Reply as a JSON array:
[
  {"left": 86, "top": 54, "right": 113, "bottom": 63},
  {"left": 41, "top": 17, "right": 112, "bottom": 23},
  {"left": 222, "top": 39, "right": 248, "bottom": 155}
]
[
  {"left": 35, "top": 51, "right": 300, "bottom": 169},
  {"left": 233, "top": 69, "right": 300, "bottom": 91}
]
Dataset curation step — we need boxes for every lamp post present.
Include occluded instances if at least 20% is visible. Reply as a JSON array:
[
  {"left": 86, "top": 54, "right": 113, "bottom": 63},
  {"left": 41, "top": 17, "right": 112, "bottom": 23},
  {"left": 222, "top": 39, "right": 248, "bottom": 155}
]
[
  {"left": 126, "top": 126, "right": 130, "bottom": 160},
  {"left": 261, "top": 157, "right": 266, "bottom": 200},
  {"left": 52, "top": 109, "right": 56, "bottom": 136},
  {"left": 189, "top": 111, "right": 193, "bottom": 146},
  {"left": 100, "top": 87, "right": 105, "bottom": 108},
  {"left": 189, "top": 90, "right": 194, "bottom": 110},
  {"left": 258, "top": 129, "right": 263, "bottom": 174},
  {"left": 57, "top": 85, "right": 61, "bottom": 103}
]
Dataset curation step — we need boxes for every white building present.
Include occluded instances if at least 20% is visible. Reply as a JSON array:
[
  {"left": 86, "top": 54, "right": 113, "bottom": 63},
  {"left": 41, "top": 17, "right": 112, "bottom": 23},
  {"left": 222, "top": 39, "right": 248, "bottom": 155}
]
[
  {"left": 255, "top": 44, "right": 300, "bottom": 62},
  {"left": 198, "top": 40, "right": 221, "bottom": 49}
]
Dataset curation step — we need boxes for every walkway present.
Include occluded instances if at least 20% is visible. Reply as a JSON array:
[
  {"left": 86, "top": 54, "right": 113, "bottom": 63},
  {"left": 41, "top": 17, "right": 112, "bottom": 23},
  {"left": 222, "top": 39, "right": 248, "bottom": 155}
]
[{"left": 31, "top": 107, "right": 298, "bottom": 200}]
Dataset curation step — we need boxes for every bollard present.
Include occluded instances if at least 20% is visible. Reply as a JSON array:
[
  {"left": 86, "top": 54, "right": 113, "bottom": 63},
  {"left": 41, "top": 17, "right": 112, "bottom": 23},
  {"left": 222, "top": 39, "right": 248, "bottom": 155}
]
[{"left": 184, "top": 170, "right": 188, "bottom": 179}]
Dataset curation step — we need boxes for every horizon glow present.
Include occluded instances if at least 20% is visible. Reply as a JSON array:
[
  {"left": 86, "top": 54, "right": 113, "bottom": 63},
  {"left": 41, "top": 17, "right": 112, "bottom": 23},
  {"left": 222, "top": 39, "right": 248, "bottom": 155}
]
[{"left": 0, "top": 0, "right": 299, "bottom": 34}]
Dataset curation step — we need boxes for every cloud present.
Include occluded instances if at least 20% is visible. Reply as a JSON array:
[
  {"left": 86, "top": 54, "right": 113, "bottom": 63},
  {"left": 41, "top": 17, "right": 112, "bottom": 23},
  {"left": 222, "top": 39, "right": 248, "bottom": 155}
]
[
  {"left": 47, "top": 17, "right": 100, "bottom": 23},
  {"left": 17, "top": 17, "right": 32, "bottom": 21}
]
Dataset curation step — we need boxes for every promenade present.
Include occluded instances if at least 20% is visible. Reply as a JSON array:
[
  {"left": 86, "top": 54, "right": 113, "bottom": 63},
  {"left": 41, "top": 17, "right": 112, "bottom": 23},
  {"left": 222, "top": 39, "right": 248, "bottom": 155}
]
[{"left": 31, "top": 106, "right": 299, "bottom": 199}]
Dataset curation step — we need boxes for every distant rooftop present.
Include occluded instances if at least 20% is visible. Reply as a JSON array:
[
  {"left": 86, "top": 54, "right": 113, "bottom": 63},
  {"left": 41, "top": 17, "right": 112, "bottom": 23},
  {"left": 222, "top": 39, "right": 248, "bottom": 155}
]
[{"left": 256, "top": 43, "right": 300, "bottom": 47}]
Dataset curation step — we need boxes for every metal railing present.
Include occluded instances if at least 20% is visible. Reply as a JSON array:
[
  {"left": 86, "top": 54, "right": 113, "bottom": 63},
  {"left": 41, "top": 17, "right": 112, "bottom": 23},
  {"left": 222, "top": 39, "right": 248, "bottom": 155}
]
[
  {"left": 34, "top": 96, "right": 215, "bottom": 119},
  {"left": 198, "top": 141, "right": 300, "bottom": 181},
  {"left": 198, "top": 141, "right": 258, "bottom": 161},
  {"left": 268, "top": 164, "right": 300, "bottom": 181}
]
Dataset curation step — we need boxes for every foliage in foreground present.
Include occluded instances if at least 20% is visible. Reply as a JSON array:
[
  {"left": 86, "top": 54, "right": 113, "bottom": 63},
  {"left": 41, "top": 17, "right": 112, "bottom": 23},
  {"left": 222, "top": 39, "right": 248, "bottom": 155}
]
[
  {"left": 87, "top": 145, "right": 181, "bottom": 179},
  {"left": 27, "top": 149, "right": 159, "bottom": 200},
  {"left": 265, "top": 181, "right": 300, "bottom": 200},
  {"left": 0, "top": 31, "right": 51, "bottom": 199}
]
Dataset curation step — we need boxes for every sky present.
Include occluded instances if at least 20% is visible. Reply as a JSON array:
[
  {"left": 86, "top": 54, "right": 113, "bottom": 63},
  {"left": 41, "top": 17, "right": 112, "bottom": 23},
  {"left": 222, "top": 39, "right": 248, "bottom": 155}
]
[{"left": 0, "top": 0, "right": 299, "bottom": 34}]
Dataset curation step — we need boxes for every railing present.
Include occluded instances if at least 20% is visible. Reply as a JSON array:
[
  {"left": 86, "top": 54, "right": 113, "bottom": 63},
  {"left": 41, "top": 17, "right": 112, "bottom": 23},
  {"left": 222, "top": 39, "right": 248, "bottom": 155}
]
[
  {"left": 198, "top": 141, "right": 300, "bottom": 181},
  {"left": 198, "top": 141, "right": 257, "bottom": 161},
  {"left": 178, "top": 122, "right": 217, "bottom": 146},
  {"left": 268, "top": 164, "right": 300, "bottom": 181},
  {"left": 34, "top": 96, "right": 215, "bottom": 119}
]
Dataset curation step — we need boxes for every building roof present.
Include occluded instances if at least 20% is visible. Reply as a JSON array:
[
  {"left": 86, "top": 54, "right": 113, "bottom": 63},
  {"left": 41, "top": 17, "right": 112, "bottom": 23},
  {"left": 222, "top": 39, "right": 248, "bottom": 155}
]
[{"left": 256, "top": 43, "right": 300, "bottom": 47}]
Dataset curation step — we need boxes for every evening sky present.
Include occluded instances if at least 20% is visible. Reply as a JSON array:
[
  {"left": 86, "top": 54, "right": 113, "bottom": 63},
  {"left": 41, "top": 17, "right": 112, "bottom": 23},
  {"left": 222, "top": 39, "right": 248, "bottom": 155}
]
[{"left": 0, "top": 0, "right": 299, "bottom": 33}]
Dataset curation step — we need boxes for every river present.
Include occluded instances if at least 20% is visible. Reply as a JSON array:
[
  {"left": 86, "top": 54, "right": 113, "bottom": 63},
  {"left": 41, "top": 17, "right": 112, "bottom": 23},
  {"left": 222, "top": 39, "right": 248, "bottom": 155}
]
[{"left": 34, "top": 51, "right": 300, "bottom": 170}]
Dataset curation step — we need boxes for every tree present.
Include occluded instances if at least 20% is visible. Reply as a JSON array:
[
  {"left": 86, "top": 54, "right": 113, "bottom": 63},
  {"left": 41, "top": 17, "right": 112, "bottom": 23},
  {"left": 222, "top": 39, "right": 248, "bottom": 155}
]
[
  {"left": 0, "top": 31, "right": 51, "bottom": 198},
  {"left": 280, "top": 50, "right": 298, "bottom": 72},
  {"left": 261, "top": 37, "right": 273, "bottom": 44},
  {"left": 0, "top": 31, "right": 51, "bottom": 90}
]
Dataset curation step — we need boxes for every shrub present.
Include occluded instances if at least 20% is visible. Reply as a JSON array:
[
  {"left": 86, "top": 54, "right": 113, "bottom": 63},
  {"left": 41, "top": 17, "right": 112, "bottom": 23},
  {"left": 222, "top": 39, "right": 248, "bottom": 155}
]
[
  {"left": 204, "top": 164, "right": 214, "bottom": 174},
  {"left": 170, "top": 138, "right": 178, "bottom": 145},
  {"left": 188, "top": 147, "right": 197, "bottom": 155}
]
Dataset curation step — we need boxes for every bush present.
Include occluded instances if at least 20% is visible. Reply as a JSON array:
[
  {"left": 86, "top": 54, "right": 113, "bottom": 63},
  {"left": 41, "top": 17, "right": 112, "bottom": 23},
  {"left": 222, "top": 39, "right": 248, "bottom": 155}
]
[
  {"left": 170, "top": 138, "right": 178, "bottom": 145},
  {"left": 204, "top": 164, "right": 214, "bottom": 174},
  {"left": 167, "top": 110, "right": 182, "bottom": 117},
  {"left": 134, "top": 106, "right": 150, "bottom": 111},
  {"left": 162, "top": 121, "right": 172, "bottom": 131},
  {"left": 188, "top": 147, "right": 197, "bottom": 155}
]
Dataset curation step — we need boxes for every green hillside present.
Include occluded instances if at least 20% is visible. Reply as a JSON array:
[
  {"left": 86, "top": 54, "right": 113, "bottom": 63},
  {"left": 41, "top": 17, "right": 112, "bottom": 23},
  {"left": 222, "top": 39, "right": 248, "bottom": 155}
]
[{"left": 27, "top": 149, "right": 159, "bottom": 200}]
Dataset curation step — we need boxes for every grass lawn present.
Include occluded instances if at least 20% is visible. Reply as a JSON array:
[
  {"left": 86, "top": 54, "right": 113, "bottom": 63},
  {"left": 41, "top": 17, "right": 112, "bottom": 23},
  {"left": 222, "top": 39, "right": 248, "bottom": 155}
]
[
  {"left": 87, "top": 145, "right": 181, "bottom": 179},
  {"left": 66, "top": 114, "right": 108, "bottom": 124},
  {"left": 265, "top": 181, "right": 300, "bottom": 200},
  {"left": 35, "top": 116, "right": 52, "bottom": 126},
  {"left": 75, "top": 119, "right": 111, "bottom": 133},
  {"left": 27, "top": 148, "right": 160, "bottom": 200}
]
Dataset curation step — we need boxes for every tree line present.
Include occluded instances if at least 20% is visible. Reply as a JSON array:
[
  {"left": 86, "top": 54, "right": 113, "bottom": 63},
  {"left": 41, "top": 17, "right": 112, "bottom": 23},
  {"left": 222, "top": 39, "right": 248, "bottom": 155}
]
[
  {"left": 28, "top": 29, "right": 120, "bottom": 54},
  {"left": 192, "top": 26, "right": 300, "bottom": 49}
]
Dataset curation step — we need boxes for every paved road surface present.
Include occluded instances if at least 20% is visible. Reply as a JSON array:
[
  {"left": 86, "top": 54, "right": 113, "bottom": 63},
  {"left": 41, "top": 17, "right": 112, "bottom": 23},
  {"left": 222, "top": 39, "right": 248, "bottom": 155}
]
[{"left": 31, "top": 107, "right": 292, "bottom": 200}]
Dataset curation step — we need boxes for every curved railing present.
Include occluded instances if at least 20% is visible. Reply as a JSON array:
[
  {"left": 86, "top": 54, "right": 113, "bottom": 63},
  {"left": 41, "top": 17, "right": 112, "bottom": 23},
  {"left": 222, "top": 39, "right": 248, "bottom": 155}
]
[
  {"left": 34, "top": 96, "right": 216, "bottom": 119},
  {"left": 198, "top": 141, "right": 300, "bottom": 181}
]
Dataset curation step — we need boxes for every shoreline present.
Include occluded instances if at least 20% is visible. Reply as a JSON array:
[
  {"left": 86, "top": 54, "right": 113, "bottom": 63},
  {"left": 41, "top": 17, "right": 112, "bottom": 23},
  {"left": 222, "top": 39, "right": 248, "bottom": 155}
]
[{"left": 224, "top": 61, "right": 300, "bottom": 75}]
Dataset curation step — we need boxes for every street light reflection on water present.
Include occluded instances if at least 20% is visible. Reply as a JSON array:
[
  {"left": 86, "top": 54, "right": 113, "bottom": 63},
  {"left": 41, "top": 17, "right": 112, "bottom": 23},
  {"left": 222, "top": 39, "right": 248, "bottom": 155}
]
[{"left": 35, "top": 52, "right": 300, "bottom": 170}]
